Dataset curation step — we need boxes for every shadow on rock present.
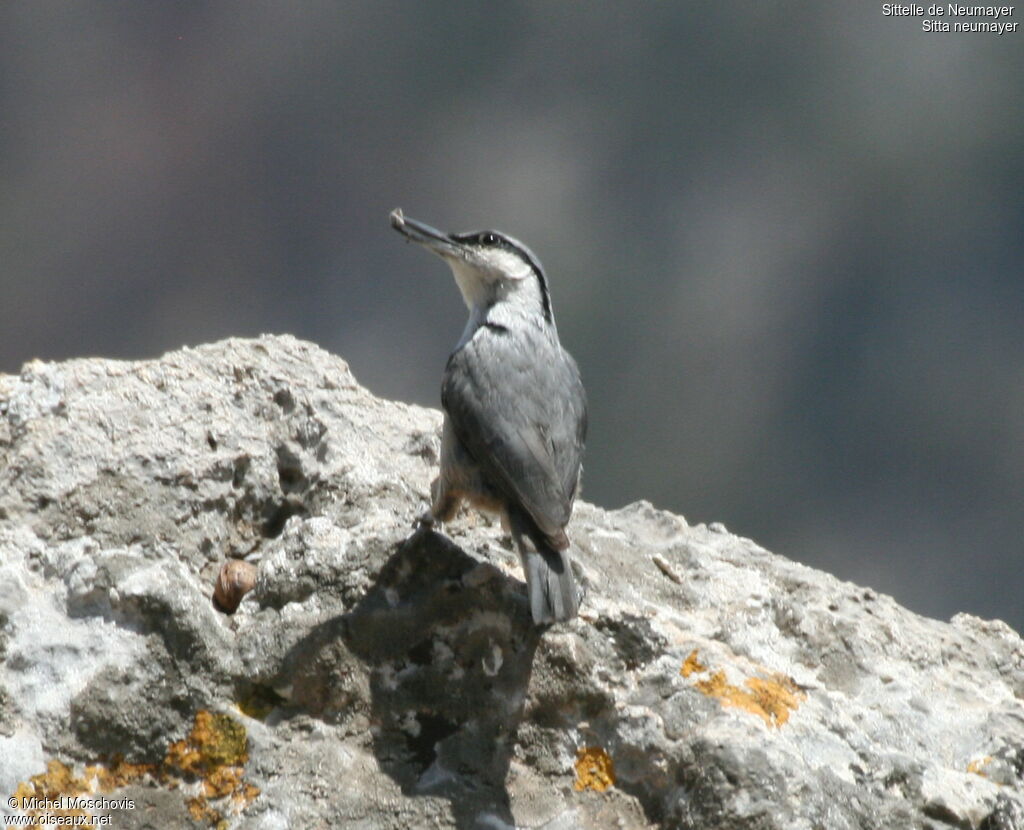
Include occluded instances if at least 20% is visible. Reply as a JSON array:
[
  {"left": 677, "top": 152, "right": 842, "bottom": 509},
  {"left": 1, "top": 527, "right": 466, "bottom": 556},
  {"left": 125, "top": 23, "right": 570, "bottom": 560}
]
[{"left": 278, "top": 528, "right": 542, "bottom": 829}]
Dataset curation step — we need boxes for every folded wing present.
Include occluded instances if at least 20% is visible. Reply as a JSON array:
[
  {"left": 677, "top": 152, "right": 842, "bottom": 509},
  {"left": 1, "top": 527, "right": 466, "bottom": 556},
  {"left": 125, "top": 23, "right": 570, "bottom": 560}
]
[{"left": 442, "top": 329, "right": 586, "bottom": 546}]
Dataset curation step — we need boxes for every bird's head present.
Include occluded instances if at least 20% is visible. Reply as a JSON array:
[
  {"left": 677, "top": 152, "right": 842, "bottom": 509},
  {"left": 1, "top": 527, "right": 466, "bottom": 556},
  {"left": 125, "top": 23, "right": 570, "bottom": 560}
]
[{"left": 390, "top": 208, "right": 552, "bottom": 321}]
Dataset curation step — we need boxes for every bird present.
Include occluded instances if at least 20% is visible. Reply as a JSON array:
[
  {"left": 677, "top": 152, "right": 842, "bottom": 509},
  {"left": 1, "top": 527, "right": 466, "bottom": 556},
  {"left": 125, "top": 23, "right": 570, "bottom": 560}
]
[{"left": 390, "top": 208, "right": 587, "bottom": 625}]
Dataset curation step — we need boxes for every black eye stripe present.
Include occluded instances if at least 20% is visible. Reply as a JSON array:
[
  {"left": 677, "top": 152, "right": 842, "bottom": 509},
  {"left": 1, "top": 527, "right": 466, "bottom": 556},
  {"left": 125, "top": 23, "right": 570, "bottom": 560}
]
[
  {"left": 451, "top": 230, "right": 505, "bottom": 248},
  {"left": 450, "top": 226, "right": 553, "bottom": 323}
]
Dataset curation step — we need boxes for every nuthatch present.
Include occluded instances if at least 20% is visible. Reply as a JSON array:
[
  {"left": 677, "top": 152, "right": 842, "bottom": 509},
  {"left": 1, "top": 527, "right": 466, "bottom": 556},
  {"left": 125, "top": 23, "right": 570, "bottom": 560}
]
[{"left": 391, "top": 208, "right": 587, "bottom": 625}]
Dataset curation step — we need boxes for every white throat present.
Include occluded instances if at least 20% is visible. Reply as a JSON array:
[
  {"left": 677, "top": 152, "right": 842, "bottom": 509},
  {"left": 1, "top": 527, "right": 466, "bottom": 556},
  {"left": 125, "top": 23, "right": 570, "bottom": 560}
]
[{"left": 447, "top": 258, "right": 548, "bottom": 350}]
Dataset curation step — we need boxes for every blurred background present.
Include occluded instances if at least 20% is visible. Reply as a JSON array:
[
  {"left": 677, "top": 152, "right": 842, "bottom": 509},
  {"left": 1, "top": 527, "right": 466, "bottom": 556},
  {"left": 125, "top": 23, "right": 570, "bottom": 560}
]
[{"left": 2, "top": 3, "right": 1021, "bottom": 631}]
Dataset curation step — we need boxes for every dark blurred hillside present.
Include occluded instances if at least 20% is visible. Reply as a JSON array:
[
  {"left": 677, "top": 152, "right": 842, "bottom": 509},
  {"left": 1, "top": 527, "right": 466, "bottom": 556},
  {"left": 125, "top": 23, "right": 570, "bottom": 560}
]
[{"left": 1, "top": 2, "right": 1021, "bottom": 630}]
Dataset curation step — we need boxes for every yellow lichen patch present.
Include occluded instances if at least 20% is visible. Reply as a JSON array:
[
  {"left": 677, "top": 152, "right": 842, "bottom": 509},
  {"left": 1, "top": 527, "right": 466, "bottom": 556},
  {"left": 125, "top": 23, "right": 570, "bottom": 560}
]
[
  {"left": 162, "top": 710, "right": 259, "bottom": 825},
  {"left": 11, "top": 759, "right": 111, "bottom": 829},
  {"left": 232, "top": 781, "right": 261, "bottom": 813},
  {"left": 680, "top": 649, "right": 706, "bottom": 678},
  {"left": 967, "top": 757, "right": 992, "bottom": 777},
  {"left": 742, "top": 675, "right": 804, "bottom": 727},
  {"left": 85, "top": 757, "right": 159, "bottom": 792},
  {"left": 683, "top": 651, "right": 805, "bottom": 728},
  {"left": 187, "top": 794, "right": 224, "bottom": 826},
  {"left": 574, "top": 746, "right": 615, "bottom": 793},
  {"left": 165, "top": 710, "right": 249, "bottom": 774},
  {"left": 8, "top": 711, "right": 259, "bottom": 829}
]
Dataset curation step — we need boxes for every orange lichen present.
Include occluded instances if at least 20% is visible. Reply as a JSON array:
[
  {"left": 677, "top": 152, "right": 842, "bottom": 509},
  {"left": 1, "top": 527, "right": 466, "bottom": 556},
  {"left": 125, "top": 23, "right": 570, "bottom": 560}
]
[
  {"left": 680, "top": 649, "right": 706, "bottom": 677},
  {"left": 86, "top": 757, "right": 159, "bottom": 791},
  {"left": 740, "top": 675, "right": 804, "bottom": 727},
  {"left": 11, "top": 759, "right": 109, "bottom": 829},
  {"left": 165, "top": 710, "right": 249, "bottom": 775},
  {"left": 187, "top": 794, "right": 224, "bottom": 826},
  {"left": 9, "top": 710, "right": 259, "bottom": 829},
  {"left": 162, "top": 709, "right": 258, "bottom": 825},
  {"left": 682, "top": 650, "right": 805, "bottom": 728},
  {"left": 574, "top": 746, "right": 615, "bottom": 792},
  {"left": 967, "top": 757, "right": 993, "bottom": 777}
]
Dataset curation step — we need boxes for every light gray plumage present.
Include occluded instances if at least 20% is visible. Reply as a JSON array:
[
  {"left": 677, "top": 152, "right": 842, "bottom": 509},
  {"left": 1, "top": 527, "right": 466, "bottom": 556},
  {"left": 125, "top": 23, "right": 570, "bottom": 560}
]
[{"left": 390, "top": 208, "right": 587, "bottom": 625}]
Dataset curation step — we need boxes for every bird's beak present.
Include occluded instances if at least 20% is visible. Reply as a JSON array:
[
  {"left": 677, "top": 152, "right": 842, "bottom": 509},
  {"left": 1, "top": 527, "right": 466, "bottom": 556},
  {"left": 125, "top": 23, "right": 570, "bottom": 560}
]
[{"left": 390, "top": 208, "right": 461, "bottom": 257}]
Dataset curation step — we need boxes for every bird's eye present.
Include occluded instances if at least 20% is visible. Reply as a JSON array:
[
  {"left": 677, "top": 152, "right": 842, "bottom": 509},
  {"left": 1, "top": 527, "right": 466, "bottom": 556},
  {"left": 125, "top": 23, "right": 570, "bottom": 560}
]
[{"left": 480, "top": 233, "right": 499, "bottom": 246}]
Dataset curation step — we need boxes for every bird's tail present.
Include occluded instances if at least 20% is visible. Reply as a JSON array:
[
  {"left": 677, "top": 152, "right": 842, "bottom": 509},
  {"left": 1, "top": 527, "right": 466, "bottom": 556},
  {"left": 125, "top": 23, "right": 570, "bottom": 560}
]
[{"left": 508, "top": 509, "right": 580, "bottom": 625}]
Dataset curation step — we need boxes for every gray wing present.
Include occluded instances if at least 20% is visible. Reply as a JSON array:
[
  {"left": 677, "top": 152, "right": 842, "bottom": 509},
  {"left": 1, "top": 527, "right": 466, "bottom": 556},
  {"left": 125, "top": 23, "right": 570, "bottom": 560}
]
[{"left": 442, "top": 327, "right": 586, "bottom": 541}]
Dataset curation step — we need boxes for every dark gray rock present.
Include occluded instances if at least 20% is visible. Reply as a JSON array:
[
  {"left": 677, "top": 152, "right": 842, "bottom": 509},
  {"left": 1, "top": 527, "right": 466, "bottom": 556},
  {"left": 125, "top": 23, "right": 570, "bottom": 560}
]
[{"left": 1, "top": 335, "right": 1022, "bottom": 829}]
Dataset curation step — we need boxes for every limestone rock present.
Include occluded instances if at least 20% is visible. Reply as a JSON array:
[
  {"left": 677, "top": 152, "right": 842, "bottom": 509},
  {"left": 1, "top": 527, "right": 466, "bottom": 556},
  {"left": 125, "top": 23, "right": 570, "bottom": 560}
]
[{"left": 0, "top": 335, "right": 1022, "bottom": 829}]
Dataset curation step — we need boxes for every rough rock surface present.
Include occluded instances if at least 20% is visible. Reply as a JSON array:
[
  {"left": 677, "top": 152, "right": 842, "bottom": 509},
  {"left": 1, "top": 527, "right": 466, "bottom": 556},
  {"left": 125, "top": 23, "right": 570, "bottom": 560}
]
[{"left": 1, "top": 335, "right": 1022, "bottom": 830}]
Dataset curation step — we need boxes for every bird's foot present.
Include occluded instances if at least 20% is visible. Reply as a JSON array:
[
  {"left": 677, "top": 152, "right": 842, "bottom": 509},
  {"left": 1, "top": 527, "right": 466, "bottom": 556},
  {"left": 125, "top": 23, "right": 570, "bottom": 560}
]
[{"left": 413, "top": 509, "right": 437, "bottom": 532}]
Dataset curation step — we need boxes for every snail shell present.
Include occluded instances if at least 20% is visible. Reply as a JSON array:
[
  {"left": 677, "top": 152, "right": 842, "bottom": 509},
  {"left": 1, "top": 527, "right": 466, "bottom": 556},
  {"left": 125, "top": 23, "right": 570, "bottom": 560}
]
[{"left": 213, "top": 559, "right": 258, "bottom": 614}]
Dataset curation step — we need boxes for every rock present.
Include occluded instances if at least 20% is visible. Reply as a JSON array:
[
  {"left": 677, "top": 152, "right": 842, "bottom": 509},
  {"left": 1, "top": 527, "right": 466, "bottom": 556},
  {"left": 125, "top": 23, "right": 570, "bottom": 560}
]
[{"left": 0, "top": 334, "right": 1021, "bottom": 829}]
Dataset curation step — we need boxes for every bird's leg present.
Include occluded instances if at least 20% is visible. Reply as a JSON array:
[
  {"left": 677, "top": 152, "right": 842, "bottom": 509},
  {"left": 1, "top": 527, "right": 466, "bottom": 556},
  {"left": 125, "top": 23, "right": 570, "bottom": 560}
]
[
  {"left": 414, "top": 476, "right": 459, "bottom": 530},
  {"left": 498, "top": 511, "right": 515, "bottom": 549}
]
